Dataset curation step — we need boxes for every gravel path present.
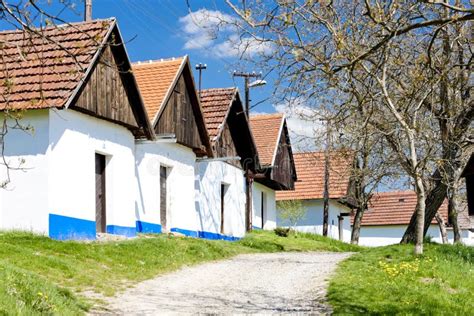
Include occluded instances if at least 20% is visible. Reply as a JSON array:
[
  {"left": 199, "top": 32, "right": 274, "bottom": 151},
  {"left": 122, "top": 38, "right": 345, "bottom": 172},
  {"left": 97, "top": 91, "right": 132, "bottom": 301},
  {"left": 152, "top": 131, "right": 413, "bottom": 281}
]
[{"left": 94, "top": 252, "right": 352, "bottom": 315}]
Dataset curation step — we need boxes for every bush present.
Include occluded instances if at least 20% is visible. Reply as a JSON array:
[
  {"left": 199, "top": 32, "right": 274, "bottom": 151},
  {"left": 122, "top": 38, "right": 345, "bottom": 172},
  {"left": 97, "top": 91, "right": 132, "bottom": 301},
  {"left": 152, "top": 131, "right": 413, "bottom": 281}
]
[{"left": 274, "top": 227, "right": 290, "bottom": 237}]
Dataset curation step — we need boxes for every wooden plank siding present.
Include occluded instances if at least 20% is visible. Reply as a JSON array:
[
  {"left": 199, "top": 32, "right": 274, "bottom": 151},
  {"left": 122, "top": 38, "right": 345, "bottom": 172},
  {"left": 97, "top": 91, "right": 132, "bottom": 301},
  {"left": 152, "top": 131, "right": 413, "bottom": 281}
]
[
  {"left": 270, "top": 123, "right": 296, "bottom": 189},
  {"left": 73, "top": 45, "right": 139, "bottom": 128},
  {"left": 155, "top": 73, "right": 204, "bottom": 152},
  {"left": 214, "top": 122, "right": 240, "bottom": 168}
]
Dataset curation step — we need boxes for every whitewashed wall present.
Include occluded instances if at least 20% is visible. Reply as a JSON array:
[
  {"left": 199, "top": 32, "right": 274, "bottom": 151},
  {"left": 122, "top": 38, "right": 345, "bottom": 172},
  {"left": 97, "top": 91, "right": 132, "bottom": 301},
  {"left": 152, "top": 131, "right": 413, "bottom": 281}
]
[
  {"left": 252, "top": 182, "right": 277, "bottom": 230},
  {"left": 135, "top": 141, "right": 196, "bottom": 234},
  {"left": 48, "top": 108, "right": 137, "bottom": 239},
  {"left": 277, "top": 199, "right": 352, "bottom": 242},
  {"left": 195, "top": 161, "right": 246, "bottom": 239},
  {"left": 0, "top": 109, "right": 138, "bottom": 239},
  {"left": 358, "top": 225, "right": 474, "bottom": 247},
  {"left": 0, "top": 110, "right": 50, "bottom": 235}
]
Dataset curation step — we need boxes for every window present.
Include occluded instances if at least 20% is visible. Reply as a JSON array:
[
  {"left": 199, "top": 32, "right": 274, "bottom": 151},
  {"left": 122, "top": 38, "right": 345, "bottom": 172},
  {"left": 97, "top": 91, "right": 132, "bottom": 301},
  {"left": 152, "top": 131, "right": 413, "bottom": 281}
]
[{"left": 261, "top": 192, "right": 266, "bottom": 229}]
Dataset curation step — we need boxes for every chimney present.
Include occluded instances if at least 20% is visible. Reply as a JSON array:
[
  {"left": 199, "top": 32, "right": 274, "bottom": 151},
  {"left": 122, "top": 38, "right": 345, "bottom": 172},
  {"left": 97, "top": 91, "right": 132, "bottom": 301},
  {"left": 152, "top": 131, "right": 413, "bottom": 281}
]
[{"left": 85, "top": 0, "right": 92, "bottom": 21}]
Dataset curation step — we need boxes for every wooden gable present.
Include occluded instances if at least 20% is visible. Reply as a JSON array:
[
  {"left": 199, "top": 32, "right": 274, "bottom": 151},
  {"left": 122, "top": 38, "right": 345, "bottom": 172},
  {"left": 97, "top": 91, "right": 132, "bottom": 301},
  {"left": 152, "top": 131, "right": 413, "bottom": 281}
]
[
  {"left": 155, "top": 64, "right": 210, "bottom": 156},
  {"left": 74, "top": 45, "right": 138, "bottom": 128},
  {"left": 71, "top": 25, "right": 153, "bottom": 139},
  {"left": 257, "top": 120, "right": 296, "bottom": 190},
  {"left": 271, "top": 123, "right": 296, "bottom": 189},
  {"left": 214, "top": 122, "right": 240, "bottom": 168},
  {"left": 215, "top": 96, "right": 259, "bottom": 171},
  {"left": 156, "top": 73, "right": 203, "bottom": 150}
]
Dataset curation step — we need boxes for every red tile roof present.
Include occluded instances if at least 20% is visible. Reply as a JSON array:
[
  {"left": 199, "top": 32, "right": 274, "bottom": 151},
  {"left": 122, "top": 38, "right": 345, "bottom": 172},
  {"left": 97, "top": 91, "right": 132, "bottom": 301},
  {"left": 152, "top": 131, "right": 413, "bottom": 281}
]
[
  {"left": 249, "top": 114, "right": 284, "bottom": 167},
  {"left": 132, "top": 57, "right": 184, "bottom": 123},
  {"left": 200, "top": 88, "right": 236, "bottom": 140},
  {"left": 356, "top": 191, "right": 449, "bottom": 226},
  {"left": 276, "top": 151, "right": 353, "bottom": 201},
  {"left": 0, "top": 19, "right": 114, "bottom": 110}
]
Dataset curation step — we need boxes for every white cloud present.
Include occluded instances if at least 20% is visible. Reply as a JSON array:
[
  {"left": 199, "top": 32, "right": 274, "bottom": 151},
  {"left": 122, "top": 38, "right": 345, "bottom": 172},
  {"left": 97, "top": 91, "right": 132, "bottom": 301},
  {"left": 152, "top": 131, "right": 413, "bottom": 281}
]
[
  {"left": 179, "top": 9, "right": 273, "bottom": 59},
  {"left": 274, "top": 98, "right": 323, "bottom": 151},
  {"left": 213, "top": 35, "right": 274, "bottom": 58}
]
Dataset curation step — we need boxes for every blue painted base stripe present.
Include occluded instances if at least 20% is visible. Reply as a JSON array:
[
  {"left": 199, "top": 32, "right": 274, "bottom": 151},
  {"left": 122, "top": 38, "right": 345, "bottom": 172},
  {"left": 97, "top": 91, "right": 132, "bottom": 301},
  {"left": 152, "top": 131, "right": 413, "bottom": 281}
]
[
  {"left": 136, "top": 221, "right": 162, "bottom": 234},
  {"left": 106, "top": 225, "right": 136, "bottom": 237},
  {"left": 49, "top": 214, "right": 96, "bottom": 240},
  {"left": 170, "top": 227, "right": 241, "bottom": 241},
  {"left": 252, "top": 226, "right": 262, "bottom": 230}
]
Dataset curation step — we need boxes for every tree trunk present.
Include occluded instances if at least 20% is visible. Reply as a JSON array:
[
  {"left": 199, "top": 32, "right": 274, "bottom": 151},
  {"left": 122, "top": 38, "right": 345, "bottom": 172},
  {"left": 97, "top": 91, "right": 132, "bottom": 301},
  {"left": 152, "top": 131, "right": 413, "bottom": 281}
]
[
  {"left": 414, "top": 177, "right": 426, "bottom": 255},
  {"left": 448, "top": 186, "right": 462, "bottom": 243},
  {"left": 435, "top": 211, "right": 448, "bottom": 244},
  {"left": 401, "top": 178, "right": 447, "bottom": 244},
  {"left": 322, "top": 124, "right": 330, "bottom": 237},
  {"left": 351, "top": 206, "right": 364, "bottom": 244}
]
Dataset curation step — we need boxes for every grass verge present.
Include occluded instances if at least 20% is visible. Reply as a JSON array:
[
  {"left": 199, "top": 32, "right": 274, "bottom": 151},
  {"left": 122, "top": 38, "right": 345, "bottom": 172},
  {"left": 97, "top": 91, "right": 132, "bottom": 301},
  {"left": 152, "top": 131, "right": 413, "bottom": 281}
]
[
  {"left": 328, "top": 242, "right": 474, "bottom": 315},
  {"left": 0, "top": 229, "right": 360, "bottom": 314}
]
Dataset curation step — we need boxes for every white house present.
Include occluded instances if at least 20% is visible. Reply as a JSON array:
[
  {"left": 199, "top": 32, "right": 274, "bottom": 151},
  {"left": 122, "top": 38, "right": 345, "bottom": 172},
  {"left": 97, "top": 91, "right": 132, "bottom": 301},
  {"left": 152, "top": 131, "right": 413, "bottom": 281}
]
[
  {"left": 249, "top": 114, "right": 297, "bottom": 230},
  {"left": 132, "top": 57, "right": 213, "bottom": 236},
  {"left": 354, "top": 190, "right": 474, "bottom": 246},
  {"left": 0, "top": 19, "right": 155, "bottom": 240},
  {"left": 197, "top": 88, "right": 260, "bottom": 239},
  {"left": 276, "top": 151, "right": 355, "bottom": 242}
]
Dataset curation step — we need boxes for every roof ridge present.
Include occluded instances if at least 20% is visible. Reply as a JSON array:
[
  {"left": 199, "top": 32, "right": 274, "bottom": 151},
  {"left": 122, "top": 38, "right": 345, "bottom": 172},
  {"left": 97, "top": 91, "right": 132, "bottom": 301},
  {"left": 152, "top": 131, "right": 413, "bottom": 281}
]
[
  {"left": 0, "top": 18, "right": 116, "bottom": 34},
  {"left": 374, "top": 190, "right": 417, "bottom": 195},
  {"left": 132, "top": 56, "right": 185, "bottom": 66},
  {"left": 201, "top": 87, "right": 237, "bottom": 92},
  {"left": 250, "top": 113, "right": 284, "bottom": 120}
]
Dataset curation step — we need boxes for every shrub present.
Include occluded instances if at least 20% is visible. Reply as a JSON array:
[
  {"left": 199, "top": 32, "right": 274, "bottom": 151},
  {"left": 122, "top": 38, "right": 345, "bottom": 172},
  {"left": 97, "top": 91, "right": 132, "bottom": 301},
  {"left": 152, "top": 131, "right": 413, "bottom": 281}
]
[{"left": 274, "top": 227, "right": 290, "bottom": 237}]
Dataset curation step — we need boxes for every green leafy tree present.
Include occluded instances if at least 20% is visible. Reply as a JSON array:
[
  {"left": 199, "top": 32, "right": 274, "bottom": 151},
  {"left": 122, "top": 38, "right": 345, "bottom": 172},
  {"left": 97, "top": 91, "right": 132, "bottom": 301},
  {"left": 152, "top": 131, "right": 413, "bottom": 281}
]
[{"left": 277, "top": 200, "right": 307, "bottom": 233}]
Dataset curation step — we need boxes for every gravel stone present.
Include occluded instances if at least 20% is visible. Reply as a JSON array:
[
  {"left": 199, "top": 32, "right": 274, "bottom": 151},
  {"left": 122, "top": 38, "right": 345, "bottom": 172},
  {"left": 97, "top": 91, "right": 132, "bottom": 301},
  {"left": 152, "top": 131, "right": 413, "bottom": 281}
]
[{"left": 93, "top": 252, "right": 352, "bottom": 315}]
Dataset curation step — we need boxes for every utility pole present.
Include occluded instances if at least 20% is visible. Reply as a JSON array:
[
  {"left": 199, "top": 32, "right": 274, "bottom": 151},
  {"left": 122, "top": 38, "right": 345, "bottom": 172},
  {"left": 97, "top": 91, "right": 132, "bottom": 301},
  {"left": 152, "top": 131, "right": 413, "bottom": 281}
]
[
  {"left": 233, "top": 71, "right": 261, "bottom": 117},
  {"left": 233, "top": 70, "right": 265, "bottom": 232},
  {"left": 195, "top": 63, "right": 207, "bottom": 99},
  {"left": 322, "top": 120, "right": 331, "bottom": 237},
  {"left": 85, "top": 0, "right": 92, "bottom": 21}
]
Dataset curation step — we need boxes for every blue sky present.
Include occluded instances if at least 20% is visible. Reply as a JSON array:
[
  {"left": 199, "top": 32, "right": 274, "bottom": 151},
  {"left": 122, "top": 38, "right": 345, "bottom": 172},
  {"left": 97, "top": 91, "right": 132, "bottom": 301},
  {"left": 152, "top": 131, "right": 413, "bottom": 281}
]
[
  {"left": 0, "top": 0, "right": 320, "bottom": 151},
  {"left": 83, "top": 0, "right": 275, "bottom": 115}
]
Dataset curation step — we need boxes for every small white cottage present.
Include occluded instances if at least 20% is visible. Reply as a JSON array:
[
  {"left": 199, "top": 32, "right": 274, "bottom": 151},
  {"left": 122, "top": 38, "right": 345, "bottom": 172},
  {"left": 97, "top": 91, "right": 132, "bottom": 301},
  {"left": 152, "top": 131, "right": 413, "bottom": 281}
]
[
  {"left": 249, "top": 114, "right": 297, "bottom": 230},
  {"left": 276, "top": 151, "right": 354, "bottom": 242},
  {"left": 0, "top": 19, "right": 154, "bottom": 240},
  {"left": 197, "top": 88, "right": 260, "bottom": 239},
  {"left": 132, "top": 56, "right": 213, "bottom": 235},
  {"left": 354, "top": 190, "right": 474, "bottom": 246}
]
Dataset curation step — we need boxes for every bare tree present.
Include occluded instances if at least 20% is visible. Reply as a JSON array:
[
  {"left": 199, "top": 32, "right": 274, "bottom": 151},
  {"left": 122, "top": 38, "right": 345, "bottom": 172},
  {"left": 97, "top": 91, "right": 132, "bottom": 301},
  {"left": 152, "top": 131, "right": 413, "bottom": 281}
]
[{"left": 195, "top": 0, "right": 474, "bottom": 254}]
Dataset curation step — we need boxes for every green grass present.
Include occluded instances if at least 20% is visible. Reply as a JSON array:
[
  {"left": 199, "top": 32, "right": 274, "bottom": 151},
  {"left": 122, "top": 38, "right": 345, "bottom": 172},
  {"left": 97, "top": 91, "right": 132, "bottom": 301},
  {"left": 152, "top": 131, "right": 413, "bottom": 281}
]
[
  {"left": 0, "top": 229, "right": 359, "bottom": 314},
  {"left": 328, "top": 242, "right": 474, "bottom": 315}
]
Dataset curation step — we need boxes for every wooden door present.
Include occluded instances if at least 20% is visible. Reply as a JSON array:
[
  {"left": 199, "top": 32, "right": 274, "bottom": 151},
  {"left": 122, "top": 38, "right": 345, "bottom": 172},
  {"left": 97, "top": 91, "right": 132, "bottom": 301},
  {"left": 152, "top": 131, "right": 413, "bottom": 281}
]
[
  {"left": 95, "top": 154, "right": 106, "bottom": 233},
  {"left": 160, "top": 166, "right": 167, "bottom": 230},
  {"left": 261, "top": 192, "right": 265, "bottom": 229},
  {"left": 220, "top": 184, "right": 225, "bottom": 234}
]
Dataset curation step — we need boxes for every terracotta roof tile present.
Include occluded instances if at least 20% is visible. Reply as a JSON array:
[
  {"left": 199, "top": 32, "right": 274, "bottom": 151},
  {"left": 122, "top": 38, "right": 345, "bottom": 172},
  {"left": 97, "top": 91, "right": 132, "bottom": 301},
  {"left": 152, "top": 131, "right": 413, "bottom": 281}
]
[
  {"left": 0, "top": 19, "right": 113, "bottom": 110},
  {"left": 200, "top": 88, "right": 236, "bottom": 140},
  {"left": 249, "top": 114, "right": 284, "bottom": 166},
  {"left": 354, "top": 191, "right": 449, "bottom": 226},
  {"left": 276, "top": 151, "right": 353, "bottom": 201},
  {"left": 132, "top": 57, "right": 184, "bottom": 123}
]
